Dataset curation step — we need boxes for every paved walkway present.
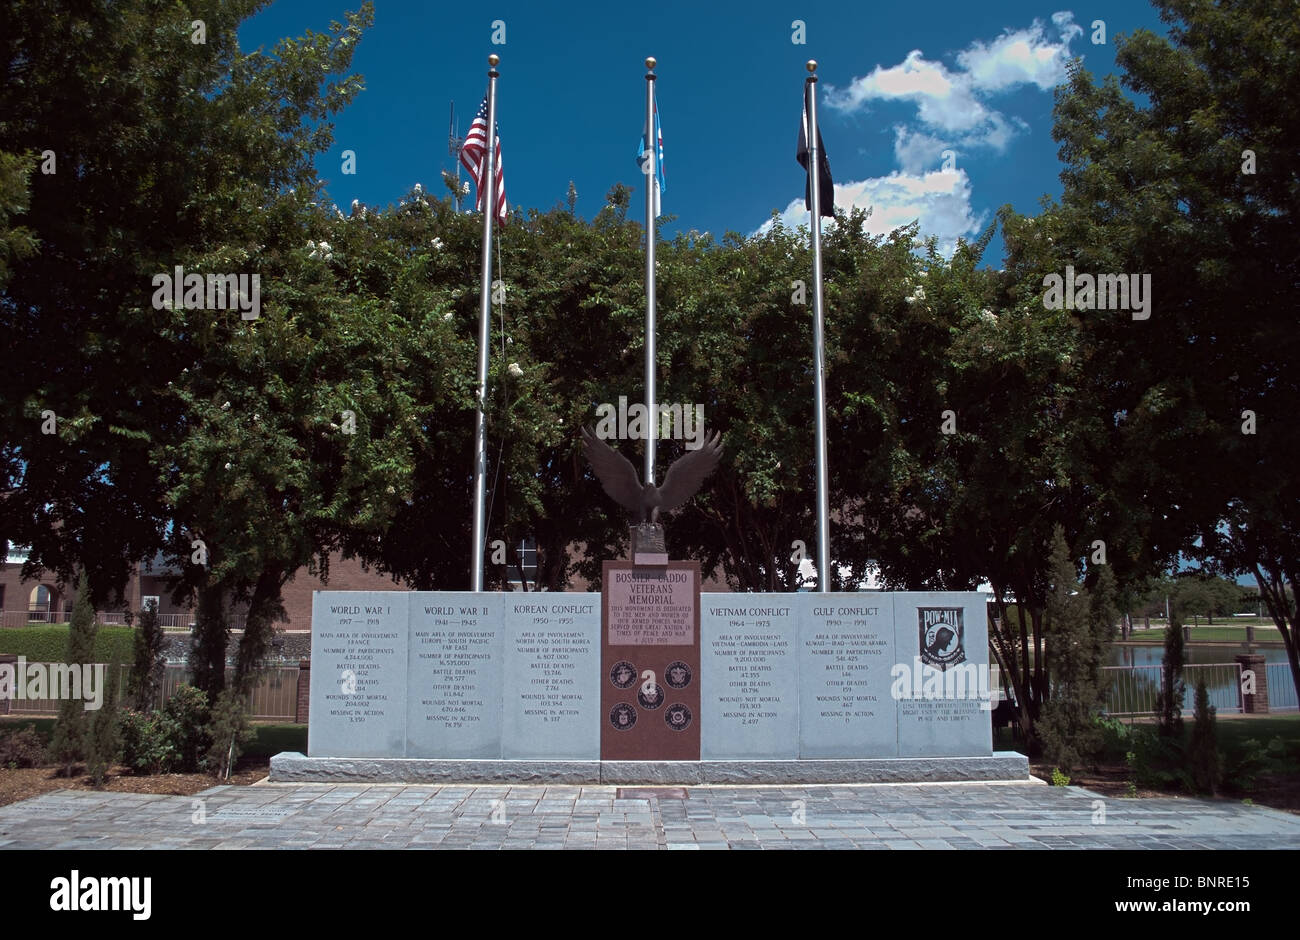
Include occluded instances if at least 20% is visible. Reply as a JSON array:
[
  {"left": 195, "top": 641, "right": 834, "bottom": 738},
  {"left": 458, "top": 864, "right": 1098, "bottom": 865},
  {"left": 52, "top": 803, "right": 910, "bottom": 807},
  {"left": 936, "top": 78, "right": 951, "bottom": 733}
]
[{"left": 1, "top": 781, "right": 1297, "bottom": 849}]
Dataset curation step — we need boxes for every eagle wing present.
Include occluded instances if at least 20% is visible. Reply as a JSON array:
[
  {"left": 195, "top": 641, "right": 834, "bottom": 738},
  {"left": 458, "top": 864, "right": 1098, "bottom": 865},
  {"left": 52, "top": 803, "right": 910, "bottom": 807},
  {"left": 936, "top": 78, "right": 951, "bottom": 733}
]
[
  {"left": 581, "top": 426, "right": 643, "bottom": 512},
  {"left": 656, "top": 431, "right": 724, "bottom": 513}
]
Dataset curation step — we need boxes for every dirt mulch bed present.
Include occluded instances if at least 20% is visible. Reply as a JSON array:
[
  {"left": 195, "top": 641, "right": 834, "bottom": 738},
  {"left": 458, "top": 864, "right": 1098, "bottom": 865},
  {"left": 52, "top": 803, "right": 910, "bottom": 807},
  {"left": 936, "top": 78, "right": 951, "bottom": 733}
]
[
  {"left": 1029, "top": 761, "right": 1300, "bottom": 814},
  {"left": 0, "top": 763, "right": 268, "bottom": 808}
]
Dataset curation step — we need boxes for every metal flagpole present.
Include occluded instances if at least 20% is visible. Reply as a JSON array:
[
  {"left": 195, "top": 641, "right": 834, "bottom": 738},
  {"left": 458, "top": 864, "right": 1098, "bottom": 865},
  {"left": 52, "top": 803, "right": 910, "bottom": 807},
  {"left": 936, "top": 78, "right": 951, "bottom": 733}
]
[
  {"left": 644, "top": 56, "right": 658, "bottom": 486},
  {"left": 470, "top": 54, "right": 500, "bottom": 592},
  {"left": 806, "top": 60, "right": 831, "bottom": 593}
]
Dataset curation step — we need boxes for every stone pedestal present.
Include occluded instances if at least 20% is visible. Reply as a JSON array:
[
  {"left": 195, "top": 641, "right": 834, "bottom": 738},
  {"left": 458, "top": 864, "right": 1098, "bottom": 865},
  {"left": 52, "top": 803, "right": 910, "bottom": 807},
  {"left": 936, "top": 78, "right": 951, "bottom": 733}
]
[{"left": 630, "top": 523, "right": 668, "bottom": 566}]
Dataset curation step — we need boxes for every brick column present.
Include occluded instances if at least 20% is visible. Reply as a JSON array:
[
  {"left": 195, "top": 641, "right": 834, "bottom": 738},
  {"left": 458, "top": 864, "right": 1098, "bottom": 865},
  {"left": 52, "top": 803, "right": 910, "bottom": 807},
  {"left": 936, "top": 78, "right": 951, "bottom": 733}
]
[
  {"left": 1236, "top": 653, "right": 1269, "bottom": 714},
  {"left": 0, "top": 654, "right": 15, "bottom": 715},
  {"left": 295, "top": 658, "right": 311, "bottom": 724}
]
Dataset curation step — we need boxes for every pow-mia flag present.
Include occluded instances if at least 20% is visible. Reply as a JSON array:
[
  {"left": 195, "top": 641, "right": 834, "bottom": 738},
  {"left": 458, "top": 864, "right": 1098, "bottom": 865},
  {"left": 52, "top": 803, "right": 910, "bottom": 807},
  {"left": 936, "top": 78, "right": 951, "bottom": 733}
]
[{"left": 918, "top": 607, "right": 965, "bottom": 671}]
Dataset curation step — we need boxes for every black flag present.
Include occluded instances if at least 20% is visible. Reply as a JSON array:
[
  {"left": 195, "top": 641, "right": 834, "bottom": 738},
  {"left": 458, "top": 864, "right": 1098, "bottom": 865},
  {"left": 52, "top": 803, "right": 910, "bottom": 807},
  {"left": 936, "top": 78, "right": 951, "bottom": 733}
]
[{"left": 797, "top": 101, "right": 834, "bottom": 218}]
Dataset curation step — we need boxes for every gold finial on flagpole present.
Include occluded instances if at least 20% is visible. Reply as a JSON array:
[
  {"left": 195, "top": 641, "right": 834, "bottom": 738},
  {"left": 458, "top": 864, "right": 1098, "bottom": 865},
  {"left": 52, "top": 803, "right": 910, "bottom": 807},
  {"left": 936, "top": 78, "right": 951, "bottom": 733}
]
[
  {"left": 646, "top": 57, "right": 656, "bottom": 71},
  {"left": 489, "top": 54, "right": 499, "bottom": 67},
  {"left": 806, "top": 59, "right": 817, "bottom": 73}
]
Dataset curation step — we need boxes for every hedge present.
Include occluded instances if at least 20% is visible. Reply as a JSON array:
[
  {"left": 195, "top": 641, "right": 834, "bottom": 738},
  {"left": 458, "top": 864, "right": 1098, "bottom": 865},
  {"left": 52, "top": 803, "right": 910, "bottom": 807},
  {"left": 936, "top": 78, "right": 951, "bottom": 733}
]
[{"left": 0, "top": 625, "right": 136, "bottom": 664}]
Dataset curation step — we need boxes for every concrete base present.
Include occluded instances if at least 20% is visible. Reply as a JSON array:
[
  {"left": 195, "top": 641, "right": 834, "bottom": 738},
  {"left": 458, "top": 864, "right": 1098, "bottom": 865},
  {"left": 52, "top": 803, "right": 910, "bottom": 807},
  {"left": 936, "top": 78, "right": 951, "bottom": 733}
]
[{"left": 269, "top": 752, "right": 1030, "bottom": 785}]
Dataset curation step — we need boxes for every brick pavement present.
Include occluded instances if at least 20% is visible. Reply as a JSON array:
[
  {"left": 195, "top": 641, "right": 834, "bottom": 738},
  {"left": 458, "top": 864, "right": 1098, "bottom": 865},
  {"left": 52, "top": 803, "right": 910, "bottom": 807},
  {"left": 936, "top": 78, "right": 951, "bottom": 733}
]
[{"left": 0, "top": 780, "right": 1296, "bottom": 850}]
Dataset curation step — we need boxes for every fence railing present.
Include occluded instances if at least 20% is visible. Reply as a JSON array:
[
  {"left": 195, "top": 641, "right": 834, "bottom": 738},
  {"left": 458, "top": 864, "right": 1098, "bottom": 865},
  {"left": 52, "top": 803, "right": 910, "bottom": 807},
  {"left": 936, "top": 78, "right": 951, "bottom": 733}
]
[
  {"left": 1, "top": 610, "right": 248, "bottom": 631},
  {"left": 1266, "top": 663, "right": 1298, "bottom": 711},
  {"left": 3, "top": 663, "right": 299, "bottom": 721},
  {"left": 1101, "top": 663, "right": 1244, "bottom": 717},
  {"left": 991, "top": 661, "right": 1299, "bottom": 716}
]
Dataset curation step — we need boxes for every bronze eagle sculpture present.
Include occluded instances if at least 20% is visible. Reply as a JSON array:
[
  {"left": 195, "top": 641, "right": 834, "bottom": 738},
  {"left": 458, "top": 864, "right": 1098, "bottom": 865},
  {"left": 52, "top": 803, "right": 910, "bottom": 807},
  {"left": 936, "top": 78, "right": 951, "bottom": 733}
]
[{"left": 581, "top": 425, "right": 724, "bottom": 524}]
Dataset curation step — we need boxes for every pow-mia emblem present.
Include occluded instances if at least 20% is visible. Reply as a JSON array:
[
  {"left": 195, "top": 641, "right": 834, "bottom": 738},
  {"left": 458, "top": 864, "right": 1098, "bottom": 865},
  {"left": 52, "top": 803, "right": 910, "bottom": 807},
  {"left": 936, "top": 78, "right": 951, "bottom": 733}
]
[
  {"left": 637, "top": 683, "right": 665, "bottom": 710},
  {"left": 610, "top": 703, "right": 637, "bottom": 731},
  {"left": 918, "top": 607, "right": 965, "bottom": 670},
  {"left": 665, "top": 661, "right": 692, "bottom": 689},
  {"left": 610, "top": 661, "right": 637, "bottom": 689},
  {"left": 665, "top": 703, "right": 692, "bottom": 731}
]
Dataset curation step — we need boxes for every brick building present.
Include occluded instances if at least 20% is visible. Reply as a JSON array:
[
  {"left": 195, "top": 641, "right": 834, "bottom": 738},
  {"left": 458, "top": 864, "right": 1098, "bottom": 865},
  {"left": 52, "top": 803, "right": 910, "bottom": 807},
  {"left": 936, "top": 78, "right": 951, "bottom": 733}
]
[{"left": 0, "top": 546, "right": 404, "bottom": 632}]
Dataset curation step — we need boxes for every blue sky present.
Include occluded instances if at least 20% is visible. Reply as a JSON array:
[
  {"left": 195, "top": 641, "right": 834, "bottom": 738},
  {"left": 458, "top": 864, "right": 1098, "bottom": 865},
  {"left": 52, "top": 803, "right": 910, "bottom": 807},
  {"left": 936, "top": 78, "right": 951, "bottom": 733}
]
[{"left": 240, "top": 1, "right": 1168, "bottom": 265}]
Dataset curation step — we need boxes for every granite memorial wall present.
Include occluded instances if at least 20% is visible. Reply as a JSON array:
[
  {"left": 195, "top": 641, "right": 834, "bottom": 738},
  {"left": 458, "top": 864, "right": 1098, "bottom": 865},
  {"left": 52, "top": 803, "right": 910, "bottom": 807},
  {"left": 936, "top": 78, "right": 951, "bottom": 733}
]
[{"left": 309, "top": 589, "right": 991, "bottom": 760}]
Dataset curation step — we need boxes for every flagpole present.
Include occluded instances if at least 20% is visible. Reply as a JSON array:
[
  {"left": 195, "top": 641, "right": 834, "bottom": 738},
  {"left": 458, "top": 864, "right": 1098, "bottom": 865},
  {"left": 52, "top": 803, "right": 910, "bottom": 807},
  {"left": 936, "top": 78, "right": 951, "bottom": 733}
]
[
  {"left": 644, "top": 56, "right": 658, "bottom": 486},
  {"left": 806, "top": 59, "right": 831, "bottom": 593},
  {"left": 470, "top": 53, "right": 500, "bottom": 592}
]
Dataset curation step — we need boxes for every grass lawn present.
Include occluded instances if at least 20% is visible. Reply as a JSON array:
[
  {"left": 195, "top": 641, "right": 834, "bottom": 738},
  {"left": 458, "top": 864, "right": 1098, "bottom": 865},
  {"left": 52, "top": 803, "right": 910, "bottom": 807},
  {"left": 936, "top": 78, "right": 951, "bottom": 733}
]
[
  {"left": 1215, "top": 713, "right": 1300, "bottom": 750},
  {"left": 1, "top": 715, "right": 303, "bottom": 755},
  {"left": 243, "top": 723, "right": 307, "bottom": 759},
  {"left": 1002, "top": 712, "right": 1300, "bottom": 812},
  {"left": 1124, "top": 624, "right": 1284, "bottom": 644}
]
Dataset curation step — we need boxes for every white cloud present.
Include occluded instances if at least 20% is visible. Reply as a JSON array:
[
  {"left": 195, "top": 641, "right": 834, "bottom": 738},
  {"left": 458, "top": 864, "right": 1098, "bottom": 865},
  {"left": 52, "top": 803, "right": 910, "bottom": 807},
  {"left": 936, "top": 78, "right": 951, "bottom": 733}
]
[
  {"left": 825, "top": 12, "right": 1079, "bottom": 153},
  {"left": 893, "top": 126, "right": 949, "bottom": 176},
  {"left": 758, "top": 169, "right": 982, "bottom": 258},
  {"left": 761, "top": 14, "right": 1078, "bottom": 255},
  {"left": 829, "top": 50, "right": 990, "bottom": 135},
  {"left": 958, "top": 13, "right": 1082, "bottom": 92}
]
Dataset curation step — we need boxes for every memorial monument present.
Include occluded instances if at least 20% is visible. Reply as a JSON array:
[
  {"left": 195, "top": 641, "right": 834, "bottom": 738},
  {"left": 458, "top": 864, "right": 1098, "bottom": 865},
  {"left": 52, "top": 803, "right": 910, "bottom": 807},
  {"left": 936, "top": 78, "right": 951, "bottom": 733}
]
[
  {"left": 268, "top": 54, "right": 1026, "bottom": 786},
  {"left": 273, "top": 421, "right": 1026, "bottom": 782}
]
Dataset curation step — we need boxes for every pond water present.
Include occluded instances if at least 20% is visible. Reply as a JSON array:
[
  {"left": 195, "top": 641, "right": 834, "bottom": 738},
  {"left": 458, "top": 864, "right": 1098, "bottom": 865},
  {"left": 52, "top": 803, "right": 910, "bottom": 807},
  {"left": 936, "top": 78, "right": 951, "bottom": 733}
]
[{"left": 1107, "top": 645, "right": 1290, "bottom": 667}]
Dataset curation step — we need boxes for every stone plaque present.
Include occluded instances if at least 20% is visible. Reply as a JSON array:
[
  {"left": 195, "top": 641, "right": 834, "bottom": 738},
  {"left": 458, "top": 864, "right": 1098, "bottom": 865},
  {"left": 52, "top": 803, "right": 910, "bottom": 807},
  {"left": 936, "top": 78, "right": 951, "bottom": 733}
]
[
  {"left": 700, "top": 595, "right": 799, "bottom": 759},
  {"left": 502, "top": 597, "right": 601, "bottom": 759},
  {"left": 797, "top": 593, "right": 898, "bottom": 758},
  {"left": 892, "top": 592, "right": 992, "bottom": 757},
  {"left": 308, "top": 591, "right": 408, "bottom": 758},
  {"left": 601, "top": 561, "right": 701, "bottom": 760},
  {"left": 407, "top": 592, "right": 504, "bottom": 758}
]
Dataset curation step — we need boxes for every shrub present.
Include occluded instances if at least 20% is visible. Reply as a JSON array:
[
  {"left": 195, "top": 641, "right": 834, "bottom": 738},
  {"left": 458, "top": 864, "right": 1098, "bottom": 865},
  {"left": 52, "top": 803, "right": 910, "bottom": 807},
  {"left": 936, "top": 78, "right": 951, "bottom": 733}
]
[
  {"left": 1187, "top": 681, "right": 1220, "bottom": 795},
  {"left": 0, "top": 724, "right": 46, "bottom": 768},
  {"left": 1221, "top": 736, "right": 1287, "bottom": 792},
  {"left": 119, "top": 709, "right": 177, "bottom": 775},
  {"left": 163, "top": 684, "right": 211, "bottom": 773},
  {"left": 1095, "top": 715, "right": 1133, "bottom": 762},
  {"left": 49, "top": 575, "right": 96, "bottom": 777},
  {"left": 83, "top": 671, "right": 122, "bottom": 787},
  {"left": 129, "top": 601, "right": 166, "bottom": 712},
  {"left": 0, "top": 626, "right": 137, "bottom": 664},
  {"left": 1155, "top": 616, "right": 1185, "bottom": 738},
  {"left": 1050, "top": 767, "right": 1071, "bottom": 787},
  {"left": 205, "top": 689, "right": 255, "bottom": 779},
  {"left": 1126, "top": 727, "right": 1190, "bottom": 791}
]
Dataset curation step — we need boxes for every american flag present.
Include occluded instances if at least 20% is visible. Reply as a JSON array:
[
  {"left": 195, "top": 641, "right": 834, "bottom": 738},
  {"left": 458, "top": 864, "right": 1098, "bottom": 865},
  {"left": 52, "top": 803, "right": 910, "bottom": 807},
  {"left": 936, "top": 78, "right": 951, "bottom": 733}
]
[{"left": 459, "top": 95, "right": 507, "bottom": 224}]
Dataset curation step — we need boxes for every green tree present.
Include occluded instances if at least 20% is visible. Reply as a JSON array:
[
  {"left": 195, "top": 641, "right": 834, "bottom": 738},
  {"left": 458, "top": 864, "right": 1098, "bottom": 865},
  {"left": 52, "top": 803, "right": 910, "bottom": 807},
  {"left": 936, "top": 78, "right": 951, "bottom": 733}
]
[
  {"left": 1046, "top": 0, "right": 1300, "bottom": 706},
  {"left": 1156, "top": 613, "right": 1186, "bottom": 738},
  {"left": 49, "top": 573, "right": 95, "bottom": 777},
  {"left": 0, "top": 0, "right": 375, "bottom": 614},
  {"left": 188, "top": 585, "right": 228, "bottom": 700},
  {"left": 1038, "top": 527, "right": 1115, "bottom": 770},
  {"left": 129, "top": 599, "right": 166, "bottom": 712},
  {"left": 206, "top": 688, "right": 254, "bottom": 780},
  {"left": 1187, "top": 680, "right": 1220, "bottom": 795},
  {"left": 83, "top": 669, "right": 121, "bottom": 787}
]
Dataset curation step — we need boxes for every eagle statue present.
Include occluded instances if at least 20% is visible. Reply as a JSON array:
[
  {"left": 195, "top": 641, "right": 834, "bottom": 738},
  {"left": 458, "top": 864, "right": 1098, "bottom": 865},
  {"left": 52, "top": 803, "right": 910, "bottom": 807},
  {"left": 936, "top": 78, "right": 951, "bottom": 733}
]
[{"left": 580, "top": 426, "right": 724, "bottom": 524}]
